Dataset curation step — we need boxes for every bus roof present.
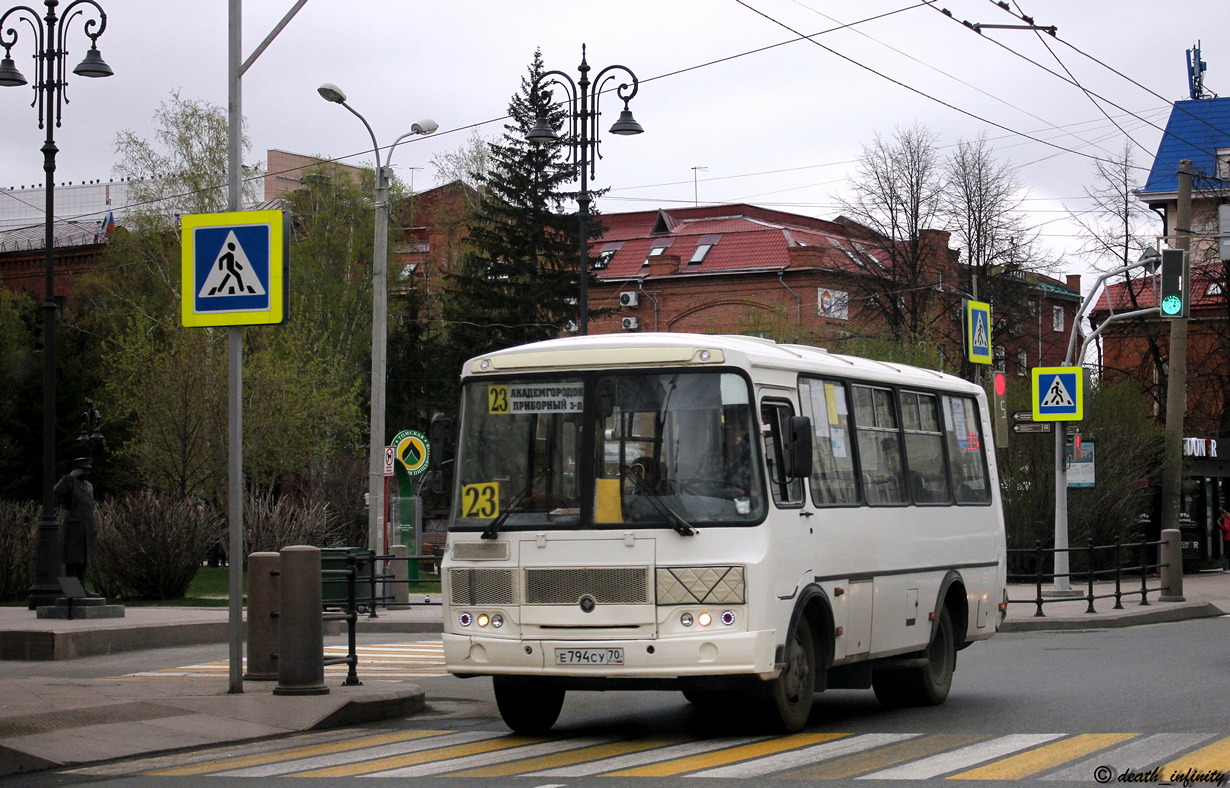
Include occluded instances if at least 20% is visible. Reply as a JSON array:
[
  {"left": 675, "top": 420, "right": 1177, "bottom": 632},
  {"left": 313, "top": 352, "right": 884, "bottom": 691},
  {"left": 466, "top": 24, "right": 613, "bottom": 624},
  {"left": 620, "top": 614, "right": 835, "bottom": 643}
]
[{"left": 463, "top": 333, "right": 980, "bottom": 394}]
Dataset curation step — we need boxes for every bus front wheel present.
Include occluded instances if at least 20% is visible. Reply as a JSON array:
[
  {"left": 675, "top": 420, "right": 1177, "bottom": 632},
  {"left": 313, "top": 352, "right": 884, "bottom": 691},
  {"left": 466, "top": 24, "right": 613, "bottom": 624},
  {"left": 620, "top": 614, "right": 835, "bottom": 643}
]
[
  {"left": 872, "top": 607, "right": 956, "bottom": 707},
  {"left": 761, "top": 616, "right": 816, "bottom": 731},
  {"left": 493, "top": 676, "right": 565, "bottom": 734}
]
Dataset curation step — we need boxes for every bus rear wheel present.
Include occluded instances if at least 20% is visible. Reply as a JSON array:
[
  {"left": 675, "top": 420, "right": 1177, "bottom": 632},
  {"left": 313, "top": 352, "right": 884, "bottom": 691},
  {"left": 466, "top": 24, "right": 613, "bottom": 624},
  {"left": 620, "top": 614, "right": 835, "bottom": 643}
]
[
  {"left": 493, "top": 676, "right": 565, "bottom": 734},
  {"left": 872, "top": 607, "right": 956, "bottom": 708},
  {"left": 760, "top": 616, "right": 816, "bottom": 731}
]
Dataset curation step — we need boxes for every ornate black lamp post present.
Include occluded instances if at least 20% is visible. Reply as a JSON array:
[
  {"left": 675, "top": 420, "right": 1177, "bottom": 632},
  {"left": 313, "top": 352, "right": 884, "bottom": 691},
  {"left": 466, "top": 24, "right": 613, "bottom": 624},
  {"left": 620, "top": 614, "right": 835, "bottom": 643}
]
[
  {"left": 527, "top": 45, "right": 643, "bottom": 335},
  {"left": 0, "top": 0, "right": 113, "bottom": 610}
]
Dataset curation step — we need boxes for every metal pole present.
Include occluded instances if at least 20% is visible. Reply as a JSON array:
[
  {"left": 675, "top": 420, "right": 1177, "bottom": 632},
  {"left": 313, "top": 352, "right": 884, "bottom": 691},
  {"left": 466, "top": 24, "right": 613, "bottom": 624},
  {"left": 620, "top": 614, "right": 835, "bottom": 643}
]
[
  {"left": 369, "top": 162, "right": 389, "bottom": 554},
  {"left": 226, "top": 0, "right": 244, "bottom": 695},
  {"left": 28, "top": 1, "right": 62, "bottom": 610},
  {"left": 576, "top": 55, "right": 591, "bottom": 335},
  {"left": 1160, "top": 161, "right": 1192, "bottom": 541}
]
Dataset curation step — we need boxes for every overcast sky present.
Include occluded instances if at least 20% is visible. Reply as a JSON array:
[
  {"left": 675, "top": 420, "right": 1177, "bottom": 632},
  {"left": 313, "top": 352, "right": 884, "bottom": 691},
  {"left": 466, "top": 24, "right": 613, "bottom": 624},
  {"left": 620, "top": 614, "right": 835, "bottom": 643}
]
[{"left": 2, "top": 0, "right": 1227, "bottom": 286}]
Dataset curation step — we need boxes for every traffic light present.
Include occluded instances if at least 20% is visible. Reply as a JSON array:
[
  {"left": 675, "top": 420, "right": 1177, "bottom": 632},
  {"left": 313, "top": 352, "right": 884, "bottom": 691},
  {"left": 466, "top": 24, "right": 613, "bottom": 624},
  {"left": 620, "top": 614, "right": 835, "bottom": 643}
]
[{"left": 1158, "top": 249, "right": 1190, "bottom": 318}]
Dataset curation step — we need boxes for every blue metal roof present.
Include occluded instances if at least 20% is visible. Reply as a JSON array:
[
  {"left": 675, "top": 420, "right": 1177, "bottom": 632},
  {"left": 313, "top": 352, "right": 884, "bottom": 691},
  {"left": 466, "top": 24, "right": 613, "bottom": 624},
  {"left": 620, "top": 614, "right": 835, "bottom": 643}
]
[{"left": 1140, "top": 97, "right": 1230, "bottom": 195}]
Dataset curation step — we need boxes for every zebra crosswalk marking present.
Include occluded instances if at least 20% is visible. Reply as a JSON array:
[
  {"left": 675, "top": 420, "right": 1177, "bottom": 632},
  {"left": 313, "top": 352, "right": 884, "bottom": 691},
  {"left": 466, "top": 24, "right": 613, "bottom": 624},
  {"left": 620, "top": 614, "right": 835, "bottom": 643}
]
[
  {"left": 782, "top": 733, "right": 986, "bottom": 780},
  {"left": 690, "top": 732, "right": 921, "bottom": 779},
  {"left": 216, "top": 731, "right": 504, "bottom": 779},
  {"left": 117, "top": 641, "right": 447, "bottom": 681},
  {"left": 140, "top": 729, "right": 449, "bottom": 777},
  {"left": 858, "top": 734, "right": 1065, "bottom": 780},
  {"left": 950, "top": 733, "right": 1138, "bottom": 780},
  {"left": 1162, "top": 736, "right": 1230, "bottom": 776},
  {"left": 528, "top": 735, "right": 772, "bottom": 777},
  {"left": 451, "top": 736, "right": 682, "bottom": 778},
  {"left": 283, "top": 734, "right": 549, "bottom": 779},
  {"left": 1042, "top": 734, "right": 1217, "bottom": 782},
  {"left": 606, "top": 733, "right": 847, "bottom": 777},
  {"left": 371, "top": 736, "right": 623, "bottom": 778}
]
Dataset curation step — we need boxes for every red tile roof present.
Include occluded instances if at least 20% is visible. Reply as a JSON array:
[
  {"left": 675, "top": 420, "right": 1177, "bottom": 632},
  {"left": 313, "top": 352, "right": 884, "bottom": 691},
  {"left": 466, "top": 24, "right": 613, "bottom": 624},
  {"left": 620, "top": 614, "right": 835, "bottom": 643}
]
[{"left": 1091, "top": 261, "right": 1226, "bottom": 314}]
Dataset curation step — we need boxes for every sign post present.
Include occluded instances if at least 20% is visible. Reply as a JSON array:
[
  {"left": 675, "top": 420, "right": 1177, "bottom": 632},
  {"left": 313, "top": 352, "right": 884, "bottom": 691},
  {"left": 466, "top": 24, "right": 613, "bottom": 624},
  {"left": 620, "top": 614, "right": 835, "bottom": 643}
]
[{"left": 181, "top": 209, "right": 288, "bottom": 694}]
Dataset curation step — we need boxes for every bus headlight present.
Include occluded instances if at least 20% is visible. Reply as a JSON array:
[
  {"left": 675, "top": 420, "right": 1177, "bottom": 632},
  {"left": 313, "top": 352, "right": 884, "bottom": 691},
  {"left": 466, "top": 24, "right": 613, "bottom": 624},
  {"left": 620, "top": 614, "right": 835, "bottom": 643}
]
[
  {"left": 458, "top": 612, "right": 472, "bottom": 627},
  {"left": 680, "top": 612, "right": 694, "bottom": 627},
  {"left": 477, "top": 613, "right": 490, "bottom": 628},
  {"left": 491, "top": 614, "right": 504, "bottom": 628},
  {"left": 721, "top": 610, "right": 736, "bottom": 626},
  {"left": 697, "top": 611, "right": 712, "bottom": 627}
]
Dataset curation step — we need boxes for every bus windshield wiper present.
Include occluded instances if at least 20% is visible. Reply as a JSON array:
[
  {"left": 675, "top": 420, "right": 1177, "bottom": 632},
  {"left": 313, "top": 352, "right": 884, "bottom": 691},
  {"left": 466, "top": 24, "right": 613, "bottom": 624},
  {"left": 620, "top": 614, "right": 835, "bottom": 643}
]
[
  {"left": 629, "top": 474, "right": 696, "bottom": 537},
  {"left": 481, "top": 461, "right": 554, "bottom": 540}
]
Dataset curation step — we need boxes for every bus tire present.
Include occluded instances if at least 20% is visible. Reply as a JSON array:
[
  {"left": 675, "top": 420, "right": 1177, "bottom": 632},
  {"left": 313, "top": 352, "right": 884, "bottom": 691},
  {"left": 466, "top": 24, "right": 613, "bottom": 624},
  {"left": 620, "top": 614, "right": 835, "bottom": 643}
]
[
  {"left": 761, "top": 616, "right": 816, "bottom": 731},
  {"left": 872, "top": 607, "right": 956, "bottom": 708},
  {"left": 493, "top": 676, "right": 565, "bottom": 734}
]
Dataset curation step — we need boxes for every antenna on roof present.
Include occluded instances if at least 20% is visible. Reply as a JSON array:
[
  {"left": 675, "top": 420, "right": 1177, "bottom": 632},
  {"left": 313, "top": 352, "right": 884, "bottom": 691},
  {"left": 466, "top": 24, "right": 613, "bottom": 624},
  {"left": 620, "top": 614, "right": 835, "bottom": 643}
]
[{"left": 1187, "top": 42, "right": 1215, "bottom": 100}]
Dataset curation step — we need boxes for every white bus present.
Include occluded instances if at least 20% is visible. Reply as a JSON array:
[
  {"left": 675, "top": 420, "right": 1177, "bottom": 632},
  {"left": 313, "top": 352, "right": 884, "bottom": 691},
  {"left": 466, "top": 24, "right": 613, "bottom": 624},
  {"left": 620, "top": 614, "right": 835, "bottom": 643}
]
[{"left": 441, "top": 333, "right": 1006, "bottom": 733}]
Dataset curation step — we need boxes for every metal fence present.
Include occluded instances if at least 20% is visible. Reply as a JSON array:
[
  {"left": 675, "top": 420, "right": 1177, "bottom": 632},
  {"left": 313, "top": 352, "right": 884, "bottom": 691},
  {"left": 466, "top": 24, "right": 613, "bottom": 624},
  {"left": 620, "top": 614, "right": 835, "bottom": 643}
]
[{"left": 1007, "top": 534, "right": 1167, "bottom": 617}]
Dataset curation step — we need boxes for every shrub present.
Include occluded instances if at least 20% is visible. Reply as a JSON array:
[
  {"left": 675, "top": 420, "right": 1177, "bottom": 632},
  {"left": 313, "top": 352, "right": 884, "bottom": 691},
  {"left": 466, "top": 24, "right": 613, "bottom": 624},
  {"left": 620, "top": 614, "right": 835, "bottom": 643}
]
[
  {"left": 92, "top": 491, "right": 223, "bottom": 600},
  {"left": 0, "top": 499, "right": 38, "bottom": 601},
  {"left": 243, "top": 491, "right": 344, "bottom": 558}
]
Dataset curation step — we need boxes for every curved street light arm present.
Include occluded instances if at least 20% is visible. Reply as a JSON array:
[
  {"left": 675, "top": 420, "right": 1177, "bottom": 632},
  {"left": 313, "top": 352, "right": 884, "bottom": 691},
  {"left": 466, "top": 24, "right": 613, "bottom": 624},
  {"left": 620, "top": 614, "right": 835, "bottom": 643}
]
[
  {"left": 587, "top": 64, "right": 638, "bottom": 176},
  {"left": 0, "top": 7, "right": 45, "bottom": 116},
  {"left": 534, "top": 68, "right": 580, "bottom": 163}
]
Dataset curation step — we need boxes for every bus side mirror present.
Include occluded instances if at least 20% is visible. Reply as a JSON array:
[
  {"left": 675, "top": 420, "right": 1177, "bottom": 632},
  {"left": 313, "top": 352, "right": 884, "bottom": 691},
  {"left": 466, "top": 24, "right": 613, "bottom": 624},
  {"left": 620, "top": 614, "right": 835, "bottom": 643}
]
[
  {"left": 429, "top": 412, "right": 453, "bottom": 471},
  {"left": 785, "top": 416, "right": 813, "bottom": 479}
]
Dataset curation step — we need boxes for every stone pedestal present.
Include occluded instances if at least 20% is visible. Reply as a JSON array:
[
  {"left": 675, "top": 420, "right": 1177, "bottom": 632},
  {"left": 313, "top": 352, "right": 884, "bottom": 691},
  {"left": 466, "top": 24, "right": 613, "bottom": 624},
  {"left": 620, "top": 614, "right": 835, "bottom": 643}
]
[{"left": 36, "top": 597, "right": 125, "bottom": 619}]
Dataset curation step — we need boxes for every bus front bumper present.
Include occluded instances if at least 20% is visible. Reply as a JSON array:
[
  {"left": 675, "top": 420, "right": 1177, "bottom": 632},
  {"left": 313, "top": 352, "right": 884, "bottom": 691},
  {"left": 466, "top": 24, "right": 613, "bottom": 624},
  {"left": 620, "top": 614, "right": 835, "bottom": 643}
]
[{"left": 443, "top": 629, "right": 778, "bottom": 679}]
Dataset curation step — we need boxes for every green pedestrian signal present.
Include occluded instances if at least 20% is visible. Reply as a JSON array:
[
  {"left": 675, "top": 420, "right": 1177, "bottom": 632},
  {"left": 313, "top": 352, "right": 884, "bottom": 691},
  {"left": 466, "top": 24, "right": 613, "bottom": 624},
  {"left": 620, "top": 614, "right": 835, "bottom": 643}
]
[{"left": 1158, "top": 249, "right": 1189, "bottom": 318}]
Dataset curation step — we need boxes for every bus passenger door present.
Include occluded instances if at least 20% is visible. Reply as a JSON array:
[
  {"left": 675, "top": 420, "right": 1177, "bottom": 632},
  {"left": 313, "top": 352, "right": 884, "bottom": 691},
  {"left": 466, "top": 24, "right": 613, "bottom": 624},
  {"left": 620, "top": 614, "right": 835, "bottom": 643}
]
[{"left": 760, "top": 399, "right": 813, "bottom": 601}]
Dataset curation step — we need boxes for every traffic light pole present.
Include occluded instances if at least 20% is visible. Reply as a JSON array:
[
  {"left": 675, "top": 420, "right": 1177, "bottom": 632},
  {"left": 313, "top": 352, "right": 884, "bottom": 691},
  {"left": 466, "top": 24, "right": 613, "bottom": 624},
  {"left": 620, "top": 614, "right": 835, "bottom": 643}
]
[{"left": 1160, "top": 161, "right": 1192, "bottom": 555}]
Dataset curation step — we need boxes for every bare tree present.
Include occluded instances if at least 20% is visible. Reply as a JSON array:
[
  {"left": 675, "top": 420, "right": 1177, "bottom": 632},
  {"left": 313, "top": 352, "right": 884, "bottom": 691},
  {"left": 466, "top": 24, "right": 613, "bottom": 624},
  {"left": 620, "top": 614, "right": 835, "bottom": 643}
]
[{"left": 835, "top": 123, "right": 950, "bottom": 344}]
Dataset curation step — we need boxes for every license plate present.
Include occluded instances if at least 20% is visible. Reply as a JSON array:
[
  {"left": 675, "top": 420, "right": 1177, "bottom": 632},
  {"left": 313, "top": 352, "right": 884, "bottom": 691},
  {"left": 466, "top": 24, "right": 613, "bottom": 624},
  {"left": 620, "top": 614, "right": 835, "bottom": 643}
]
[{"left": 554, "top": 647, "right": 624, "bottom": 665}]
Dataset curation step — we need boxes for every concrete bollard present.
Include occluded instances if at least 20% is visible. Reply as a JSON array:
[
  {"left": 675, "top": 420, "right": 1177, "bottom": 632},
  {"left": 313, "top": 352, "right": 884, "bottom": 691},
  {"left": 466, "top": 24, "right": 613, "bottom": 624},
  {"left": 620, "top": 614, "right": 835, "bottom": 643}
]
[
  {"left": 389, "top": 544, "right": 410, "bottom": 606},
  {"left": 1158, "top": 528, "right": 1186, "bottom": 602},
  {"left": 244, "top": 552, "right": 280, "bottom": 681},
  {"left": 273, "top": 545, "right": 329, "bottom": 696}
]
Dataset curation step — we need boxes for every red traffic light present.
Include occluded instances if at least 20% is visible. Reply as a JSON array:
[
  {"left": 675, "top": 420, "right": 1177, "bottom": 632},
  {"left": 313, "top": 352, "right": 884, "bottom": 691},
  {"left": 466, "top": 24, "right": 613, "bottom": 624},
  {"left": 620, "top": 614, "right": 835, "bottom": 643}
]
[{"left": 993, "top": 372, "right": 1007, "bottom": 397}]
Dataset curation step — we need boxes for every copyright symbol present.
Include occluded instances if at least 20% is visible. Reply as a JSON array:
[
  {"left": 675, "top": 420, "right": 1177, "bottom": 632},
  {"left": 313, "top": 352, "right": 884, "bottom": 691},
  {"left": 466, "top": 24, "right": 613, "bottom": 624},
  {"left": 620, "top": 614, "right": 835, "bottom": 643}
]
[{"left": 1094, "top": 765, "right": 1115, "bottom": 784}]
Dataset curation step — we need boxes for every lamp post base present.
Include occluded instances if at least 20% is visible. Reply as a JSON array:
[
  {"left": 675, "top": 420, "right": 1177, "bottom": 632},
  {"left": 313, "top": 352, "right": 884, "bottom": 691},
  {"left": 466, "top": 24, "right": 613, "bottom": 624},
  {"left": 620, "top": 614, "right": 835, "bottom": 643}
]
[{"left": 27, "top": 515, "right": 63, "bottom": 611}]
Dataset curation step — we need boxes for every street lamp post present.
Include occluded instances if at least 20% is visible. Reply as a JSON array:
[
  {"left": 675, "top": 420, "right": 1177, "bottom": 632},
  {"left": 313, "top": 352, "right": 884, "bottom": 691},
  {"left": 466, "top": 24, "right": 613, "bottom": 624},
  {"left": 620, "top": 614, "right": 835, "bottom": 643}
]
[
  {"left": 528, "top": 45, "right": 643, "bottom": 335},
  {"left": 317, "top": 83, "right": 436, "bottom": 556},
  {"left": 0, "top": 0, "right": 113, "bottom": 610}
]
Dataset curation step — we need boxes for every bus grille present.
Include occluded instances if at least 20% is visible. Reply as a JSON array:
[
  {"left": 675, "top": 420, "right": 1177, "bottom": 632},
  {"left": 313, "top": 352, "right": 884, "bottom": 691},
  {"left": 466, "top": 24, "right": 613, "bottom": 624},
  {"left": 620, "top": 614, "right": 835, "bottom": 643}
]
[
  {"left": 524, "top": 567, "right": 650, "bottom": 605},
  {"left": 656, "top": 566, "right": 746, "bottom": 605},
  {"left": 449, "top": 568, "right": 516, "bottom": 605}
]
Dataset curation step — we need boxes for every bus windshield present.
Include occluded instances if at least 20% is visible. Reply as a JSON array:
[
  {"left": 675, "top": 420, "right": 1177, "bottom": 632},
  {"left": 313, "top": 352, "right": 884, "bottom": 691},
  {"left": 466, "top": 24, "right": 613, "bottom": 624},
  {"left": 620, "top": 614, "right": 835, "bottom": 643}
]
[{"left": 452, "top": 371, "right": 766, "bottom": 532}]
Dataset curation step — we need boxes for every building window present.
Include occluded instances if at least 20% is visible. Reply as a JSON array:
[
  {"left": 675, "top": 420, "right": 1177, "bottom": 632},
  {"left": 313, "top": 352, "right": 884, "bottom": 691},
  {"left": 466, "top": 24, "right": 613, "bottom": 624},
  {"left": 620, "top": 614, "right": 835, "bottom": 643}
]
[
  {"left": 1207, "top": 280, "right": 1224, "bottom": 297},
  {"left": 1217, "top": 148, "right": 1230, "bottom": 180},
  {"left": 1017, "top": 350, "right": 1028, "bottom": 376},
  {"left": 687, "top": 234, "right": 722, "bottom": 265},
  {"left": 1052, "top": 305, "right": 1064, "bottom": 333},
  {"left": 642, "top": 246, "right": 666, "bottom": 268}
]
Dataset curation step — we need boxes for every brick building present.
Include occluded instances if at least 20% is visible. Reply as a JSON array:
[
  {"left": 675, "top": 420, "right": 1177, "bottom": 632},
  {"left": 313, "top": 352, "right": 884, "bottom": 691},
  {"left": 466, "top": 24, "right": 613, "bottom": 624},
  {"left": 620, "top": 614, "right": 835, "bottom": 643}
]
[{"left": 586, "top": 203, "right": 1080, "bottom": 372}]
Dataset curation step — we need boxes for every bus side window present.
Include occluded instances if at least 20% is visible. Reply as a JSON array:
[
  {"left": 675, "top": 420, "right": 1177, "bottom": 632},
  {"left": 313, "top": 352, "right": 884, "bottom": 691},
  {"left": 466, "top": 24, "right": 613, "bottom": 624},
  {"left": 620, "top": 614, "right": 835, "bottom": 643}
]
[
  {"left": 901, "top": 391, "right": 951, "bottom": 504},
  {"left": 943, "top": 395, "right": 992, "bottom": 504},
  {"left": 800, "top": 378, "right": 859, "bottom": 506},
  {"left": 853, "top": 385, "right": 907, "bottom": 506},
  {"left": 760, "top": 400, "right": 804, "bottom": 507}
]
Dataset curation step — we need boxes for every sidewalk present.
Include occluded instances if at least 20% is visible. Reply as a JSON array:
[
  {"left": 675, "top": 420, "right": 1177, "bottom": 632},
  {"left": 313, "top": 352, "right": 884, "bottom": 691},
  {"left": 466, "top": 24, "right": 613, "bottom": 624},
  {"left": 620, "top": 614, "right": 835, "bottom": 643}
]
[{"left": 1, "top": 576, "right": 1227, "bottom": 778}]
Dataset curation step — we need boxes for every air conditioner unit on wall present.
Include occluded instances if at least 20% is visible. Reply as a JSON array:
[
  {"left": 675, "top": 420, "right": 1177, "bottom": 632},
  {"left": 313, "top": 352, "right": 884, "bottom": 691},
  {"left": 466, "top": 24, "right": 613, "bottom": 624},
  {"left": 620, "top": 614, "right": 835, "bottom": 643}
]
[
  {"left": 619, "top": 291, "right": 639, "bottom": 308},
  {"left": 621, "top": 316, "right": 639, "bottom": 331}
]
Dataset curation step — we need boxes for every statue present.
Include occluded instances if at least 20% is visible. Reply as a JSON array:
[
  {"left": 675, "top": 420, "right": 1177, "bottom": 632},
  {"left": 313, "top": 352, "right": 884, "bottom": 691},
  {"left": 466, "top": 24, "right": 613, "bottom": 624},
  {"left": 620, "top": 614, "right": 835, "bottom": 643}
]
[{"left": 55, "top": 457, "right": 96, "bottom": 588}]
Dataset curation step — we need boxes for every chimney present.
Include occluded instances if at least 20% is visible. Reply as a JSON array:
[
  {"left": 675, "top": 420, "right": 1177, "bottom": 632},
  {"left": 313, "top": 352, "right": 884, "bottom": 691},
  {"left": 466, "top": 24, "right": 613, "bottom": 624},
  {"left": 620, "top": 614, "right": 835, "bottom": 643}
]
[{"left": 1065, "top": 274, "right": 1081, "bottom": 295}]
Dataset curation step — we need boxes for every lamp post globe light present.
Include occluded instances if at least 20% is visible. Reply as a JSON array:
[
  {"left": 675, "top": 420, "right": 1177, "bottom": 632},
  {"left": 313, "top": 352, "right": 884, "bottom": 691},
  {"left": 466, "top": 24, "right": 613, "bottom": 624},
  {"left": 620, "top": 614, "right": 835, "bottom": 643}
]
[
  {"left": 528, "top": 45, "right": 643, "bottom": 335},
  {"left": 1, "top": 0, "right": 113, "bottom": 610},
  {"left": 317, "top": 82, "right": 436, "bottom": 555}
]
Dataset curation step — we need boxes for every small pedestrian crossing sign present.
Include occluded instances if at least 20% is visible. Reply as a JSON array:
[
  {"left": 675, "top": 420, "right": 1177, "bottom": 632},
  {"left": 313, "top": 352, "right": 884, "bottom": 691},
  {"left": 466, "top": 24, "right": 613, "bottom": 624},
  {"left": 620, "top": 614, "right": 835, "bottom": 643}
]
[
  {"left": 181, "top": 210, "right": 287, "bottom": 327},
  {"left": 1032, "top": 366, "right": 1083, "bottom": 421},
  {"left": 965, "top": 299, "right": 992, "bottom": 365}
]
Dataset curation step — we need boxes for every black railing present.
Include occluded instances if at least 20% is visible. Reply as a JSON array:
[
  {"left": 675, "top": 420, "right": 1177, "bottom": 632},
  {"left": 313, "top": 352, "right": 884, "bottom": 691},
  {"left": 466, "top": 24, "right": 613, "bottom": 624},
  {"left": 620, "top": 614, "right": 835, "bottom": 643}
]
[
  {"left": 320, "top": 552, "right": 363, "bottom": 686},
  {"left": 373, "top": 551, "right": 444, "bottom": 610},
  {"left": 1007, "top": 534, "right": 1167, "bottom": 617}
]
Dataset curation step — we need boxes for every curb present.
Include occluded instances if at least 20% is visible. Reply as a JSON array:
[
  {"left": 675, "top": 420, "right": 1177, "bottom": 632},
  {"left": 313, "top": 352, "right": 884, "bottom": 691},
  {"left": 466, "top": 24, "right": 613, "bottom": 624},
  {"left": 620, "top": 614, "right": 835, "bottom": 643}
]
[{"left": 1000, "top": 601, "right": 1226, "bottom": 632}]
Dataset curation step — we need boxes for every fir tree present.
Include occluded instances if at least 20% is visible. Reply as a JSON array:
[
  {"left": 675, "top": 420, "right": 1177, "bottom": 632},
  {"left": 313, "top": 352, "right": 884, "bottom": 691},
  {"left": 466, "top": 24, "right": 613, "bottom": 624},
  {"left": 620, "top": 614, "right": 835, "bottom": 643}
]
[{"left": 443, "top": 49, "right": 601, "bottom": 357}]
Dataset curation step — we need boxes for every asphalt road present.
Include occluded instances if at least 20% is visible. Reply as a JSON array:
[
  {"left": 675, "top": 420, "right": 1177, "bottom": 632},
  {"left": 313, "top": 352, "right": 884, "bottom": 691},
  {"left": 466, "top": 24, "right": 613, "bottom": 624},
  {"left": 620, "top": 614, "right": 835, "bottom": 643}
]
[{"left": 9, "top": 616, "right": 1230, "bottom": 787}]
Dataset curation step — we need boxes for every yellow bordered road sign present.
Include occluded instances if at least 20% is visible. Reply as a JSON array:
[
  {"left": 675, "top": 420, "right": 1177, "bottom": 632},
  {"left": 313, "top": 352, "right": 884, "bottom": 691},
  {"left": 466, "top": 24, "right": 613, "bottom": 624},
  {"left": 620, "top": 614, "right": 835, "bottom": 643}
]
[
  {"left": 1032, "top": 366, "right": 1083, "bottom": 421},
  {"left": 181, "top": 210, "right": 288, "bottom": 327},
  {"left": 965, "top": 299, "right": 992, "bottom": 365}
]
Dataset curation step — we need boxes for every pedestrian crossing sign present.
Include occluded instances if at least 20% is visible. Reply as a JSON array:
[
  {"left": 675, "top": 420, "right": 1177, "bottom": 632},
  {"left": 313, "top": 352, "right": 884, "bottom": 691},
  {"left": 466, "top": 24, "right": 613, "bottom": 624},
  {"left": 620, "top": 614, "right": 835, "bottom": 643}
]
[
  {"left": 965, "top": 299, "right": 992, "bottom": 364},
  {"left": 181, "top": 210, "right": 288, "bottom": 327},
  {"left": 1031, "top": 366, "right": 1083, "bottom": 421}
]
